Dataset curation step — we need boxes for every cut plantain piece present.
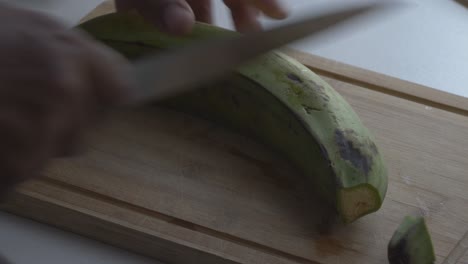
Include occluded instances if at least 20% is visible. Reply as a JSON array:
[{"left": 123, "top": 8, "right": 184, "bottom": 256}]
[{"left": 388, "top": 216, "right": 436, "bottom": 264}]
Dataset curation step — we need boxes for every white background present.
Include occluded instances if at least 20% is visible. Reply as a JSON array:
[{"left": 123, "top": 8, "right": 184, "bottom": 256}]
[{"left": 0, "top": 0, "right": 467, "bottom": 263}]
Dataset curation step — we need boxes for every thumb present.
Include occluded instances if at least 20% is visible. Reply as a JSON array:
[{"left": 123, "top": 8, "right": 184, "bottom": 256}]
[{"left": 115, "top": 0, "right": 195, "bottom": 35}]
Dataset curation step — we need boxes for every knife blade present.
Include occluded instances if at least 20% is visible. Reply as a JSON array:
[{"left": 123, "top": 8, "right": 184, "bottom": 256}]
[{"left": 127, "top": 1, "right": 391, "bottom": 105}]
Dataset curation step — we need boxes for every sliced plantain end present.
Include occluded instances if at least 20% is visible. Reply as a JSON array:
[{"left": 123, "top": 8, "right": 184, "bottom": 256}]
[{"left": 388, "top": 216, "right": 436, "bottom": 264}]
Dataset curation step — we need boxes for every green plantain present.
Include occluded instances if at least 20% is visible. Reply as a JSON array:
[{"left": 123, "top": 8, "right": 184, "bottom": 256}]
[
  {"left": 388, "top": 216, "right": 435, "bottom": 264},
  {"left": 78, "top": 12, "right": 388, "bottom": 223}
]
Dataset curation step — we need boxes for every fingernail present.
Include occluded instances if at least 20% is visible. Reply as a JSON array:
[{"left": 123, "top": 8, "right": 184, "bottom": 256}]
[{"left": 162, "top": 4, "right": 195, "bottom": 35}]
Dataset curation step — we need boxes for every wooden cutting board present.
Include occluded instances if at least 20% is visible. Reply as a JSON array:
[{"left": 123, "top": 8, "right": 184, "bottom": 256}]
[{"left": 2, "top": 2, "right": 468, "bottom": 264}]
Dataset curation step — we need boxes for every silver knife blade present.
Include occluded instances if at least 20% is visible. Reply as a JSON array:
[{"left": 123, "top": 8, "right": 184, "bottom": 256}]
[{"left": 128, "top": 2, "right": 390, "bottom": 105}]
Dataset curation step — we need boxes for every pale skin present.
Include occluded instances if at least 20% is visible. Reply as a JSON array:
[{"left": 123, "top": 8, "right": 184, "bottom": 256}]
[{"left": 0, "top": 0, "right": 287, "bottom": 196}]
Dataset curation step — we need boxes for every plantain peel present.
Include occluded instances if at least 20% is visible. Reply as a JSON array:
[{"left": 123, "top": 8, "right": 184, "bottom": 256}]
[{"left": 78, "top": 12, "right": 388, "bottom": 223}]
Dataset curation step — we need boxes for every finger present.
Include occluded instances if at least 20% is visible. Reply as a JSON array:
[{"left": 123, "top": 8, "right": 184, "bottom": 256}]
[
  {"left": 71, "top": 29, "right": 135, "bottom": 107},
  {"left": 116, "top": 0, "right": 195, "bottom": 35},
  {"left": 46, "top": 29, "right": 134, "bottom": 156},
  {"left": 50, "top": 47, "right": 90, "bottom": 157},
  {"left": 223, "top": 0, "right": 262, "bottom": 33},
  {"left": 186, "top": 0, "right": 212, "bottom": 23},
  {"left": 143, "top": 0, "right": 196, "bottom": 35},
  {"left": 245, "top": 0, "right": 288, "bottom": 19},
  {"left": 86, "top": 43, "right": 134, "bottom": 107},
  {"left": 0, "top": 32, "right": 81, "bottom": 159},
  {"left": 115, "top": 0, "right": 137, "bottom": 11}
]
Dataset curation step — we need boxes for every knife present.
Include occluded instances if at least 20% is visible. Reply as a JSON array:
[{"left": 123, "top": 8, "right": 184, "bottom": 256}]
[{"left": 127, "top": 2, "right": 392, "bottom": 105}]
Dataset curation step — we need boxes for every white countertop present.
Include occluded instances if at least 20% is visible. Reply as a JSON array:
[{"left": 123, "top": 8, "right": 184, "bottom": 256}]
[
  {"left": 0, "top": 212, "right": 157, "bottom": 264},
  {"left": 1, "top": 0, "right": 467, "bottom": 263},
  {"left": 211, "top": 0, "right": 468, "bottom": 98}
]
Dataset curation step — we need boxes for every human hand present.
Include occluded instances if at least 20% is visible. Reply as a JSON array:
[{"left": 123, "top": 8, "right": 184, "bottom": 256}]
[
  {"left": 0, "top": 3, "right": 133, "bottom": 195},
  {"left": 115, "top": 0, "right": 288, "bottom": 35}
]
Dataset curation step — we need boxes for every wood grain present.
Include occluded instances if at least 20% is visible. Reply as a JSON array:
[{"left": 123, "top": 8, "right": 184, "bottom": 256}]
[{"left": 2, "top": 1, "right": 468, "bottom": 264}]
